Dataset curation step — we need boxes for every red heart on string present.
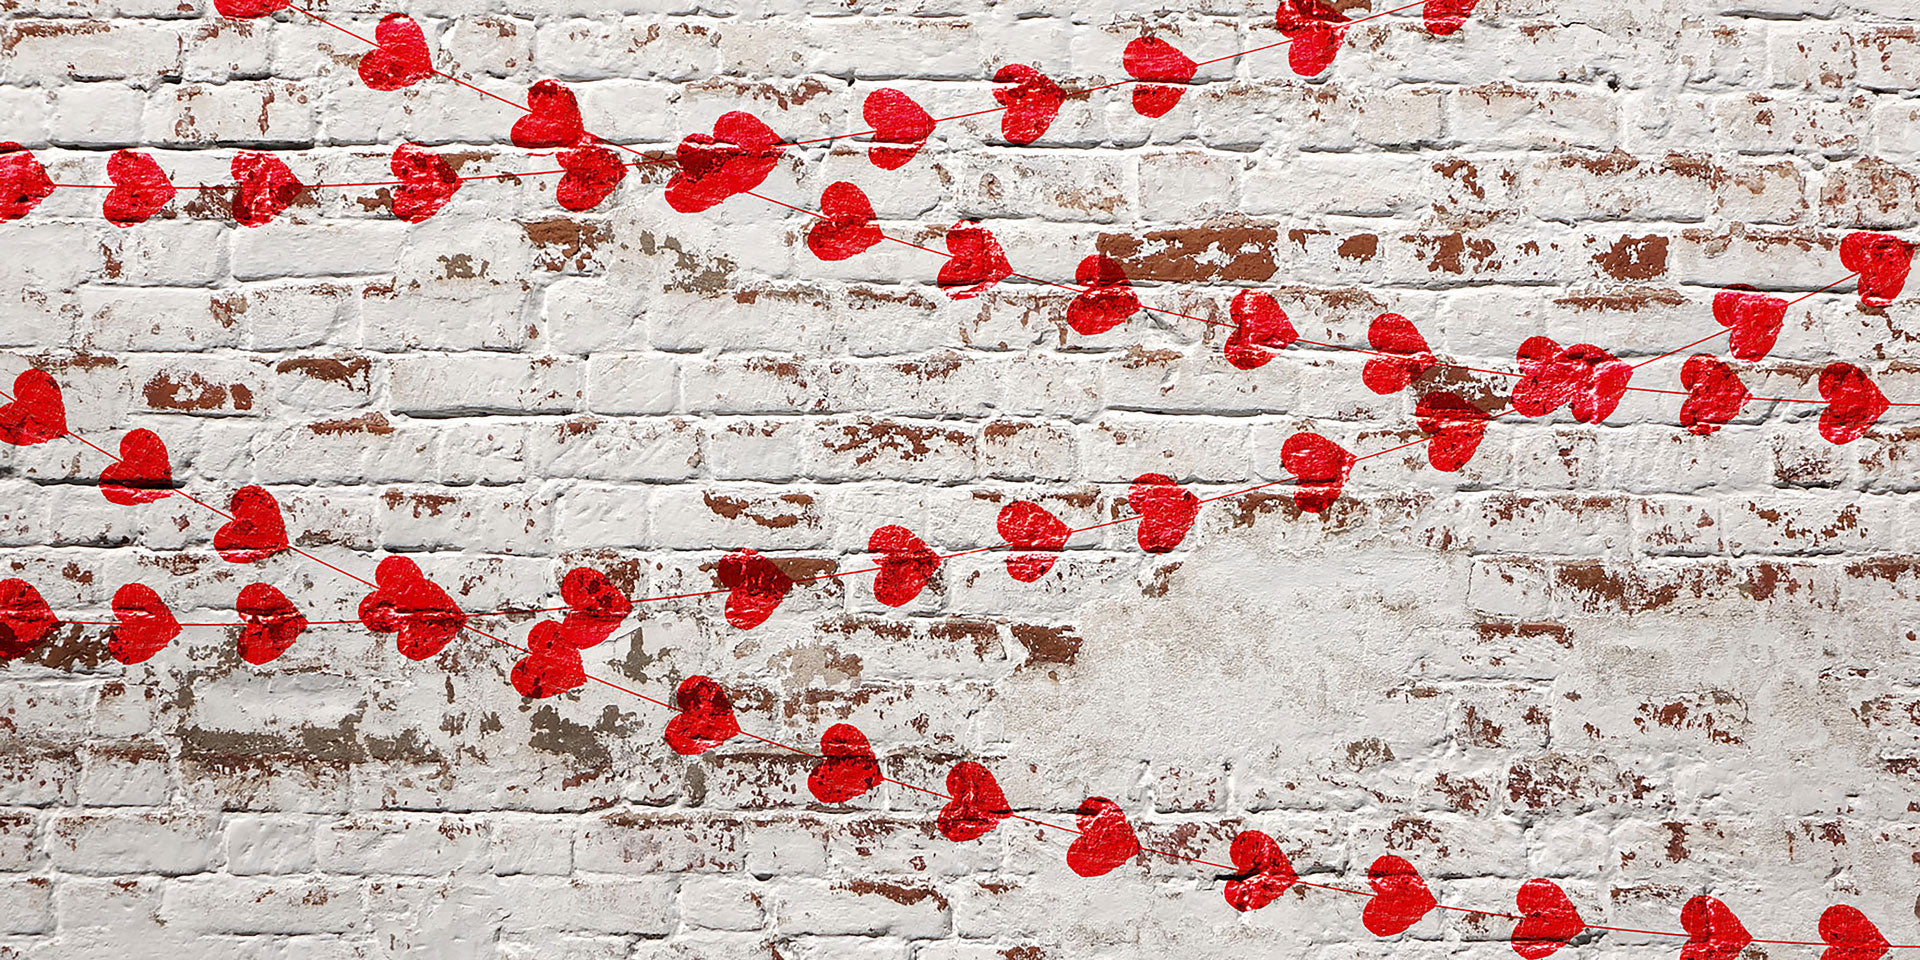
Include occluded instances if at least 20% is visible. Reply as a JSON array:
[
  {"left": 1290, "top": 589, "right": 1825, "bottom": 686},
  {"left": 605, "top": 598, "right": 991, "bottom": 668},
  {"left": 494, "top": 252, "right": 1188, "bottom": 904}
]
[
  {"left": 555, "top": 142, "right": 627, "bottom": 212},
  {"left": 870, "top": 525, "right": 940, "bottom": 607},
  {"left": 1127, "top": 473, "right": 1198, "bottom": 553},
  {"left": 1680, "top": 896, "right": 1752, "bottom": 960},
  {"left": 1066, "top": 796, "right": 1139, "bottom": 878},
  {"left": 510, "top": 621, "right": 586, "bottom": 699},
  {"left": 212, "top": 0, "right": 287, "bottom": 18},
  {"left": 1362, "top": 313, "right": 1437, "bottom": 395},
  {"left": 1818, "top": 361, "right": 1889, "bottom": 445},
  {"left": 231, "top": 152, "right": 305, "bottom": 228},
  {"left": 1225, "top": 290, "right": 1298, "bottom": 370},
  {"left": 939, "top": 221, "right": 1013, "bottom": 299},
  {"left": 358, "top": 14, "right": 432, "bottom": 91},
  {"left": 1712, "top": 285, "right": 1788, "bottom": 362},
  {"left": 1362, "top": 855, "right": 1438, "bottom": 937},
  {"left": 937, "top": 760, "right": 1012, "bottom": 842},
  {"left": 1275, "top": 0, "right": 1351, "bottom": 77},
  {"left": 1840, "top": 231, "right": 1914, "bottom": 308},
  {"left": 1679, "top": 355, "right": 1751, "bottom": 437},
  {"left": 1416, "top": 390, "right": 1491, "bottom": 472},
  {"left": 864, "top": 88, "right": 934, "bottom": 170},
  {"left": 1820, "top": 905, "right": 1890, "bottom": 960},
  {"left": 997, "top": 500, "right": 1070, "bottom": 582},
  {"left": 664, "top": 675, "right": 740, "bottom": 755},
  {"left": 717, "top": 549, "right": 793, "bottom": 631},
  {"left": 0, "top": 142, "right": 54, "bottom": 224},
  {"left": 664, "top": 111, "right": 785, "bottom": 214},
  {"left": 0, "top": 369, "right": 66, "bottom": 446},
  {"left": 558, "top": 566, "right": 630, "bottom": 648},
  {"left": 807, "top": 723, "right": 883, "bottom": 803},
  {"left": 357, "top": 556, "right": 467, "bottom": 660},
  {"left": 1067, "top": 255, "right": 1141, "bottom": 336},
  {"left": 1511, "top": 336, "right": 1633, "bottom": 424},
  {"left": 99, "top": 429, "right": 173, "bottom": 506},
  {"left": 993, "top": 64, "right": 1066, "bottom": 146},
  {"left": 103, "top": 150, "right": 175, "bottom": 227},
  {"left": 1281, "top": 432, "right": 1356, "bottom": 513},
  {"left": 1223, "top": 830, "right": 1297, "bottom": 912},
  {"left": 235, "top": 582, "right": 305, "bottom": 665},
  {"left": 390, "top": 144, "right": 460, "bottom": 223},
  {"left": 807, "top": 181, "right": 884, "bottom": 261},
  {"left": 109, "top": 583, "right": 179, "bottom": 665},
  {"left": 510, "top": 79, "right": 586, "bottom": 149},
  {"left": 213, "top": 485, "right": 290, "bottom": 564},
  {"left": 1512, "top": 879, "right": 1585, "bottom": 960},
  {"left": 1122, "top": 37, "right": 1198, "bottom": 118},
  {"left": 1424, "top": 0, "right": 1481, "bottom": 35},
  {"left": 0, "top": 579, "right": 58, "bottom": 661}
]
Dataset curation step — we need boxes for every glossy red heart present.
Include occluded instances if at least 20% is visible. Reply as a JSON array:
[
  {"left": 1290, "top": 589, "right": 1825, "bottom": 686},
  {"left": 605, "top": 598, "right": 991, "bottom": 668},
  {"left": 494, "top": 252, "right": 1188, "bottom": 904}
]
[
  {"left": 235, "top": 582, "right": 305, "bottom": 665},
  {"left": 807, "top": 722, "right": 883, "bottom": 803},
  {"left": 357, "top": 14, "right": 433, "bottom": 91},
  {"left": 939, "top": 221, "right": 1013, "bottom": 299},
  {"left": 1820, "top": 905, "right": 1890, "bottom": 960},
  {"left": 664, "top": 111, "right": 784, "bottom": 214},
  {"left": 510, "top": 621, "right": 586, "bottom": 699},
  {"left": 1127, "top": 473, "right": 1198, "bottom": 553},
  {"left": 109, "top": 583, "right": 179, "bottom": 665},
  {"left": 1712, "top": 285, "right": 1788, "bottom": 362},
  {"left": 993, "top": 64, "right": 1066, "bottom": 146},
  {"left": 807, "top": 181, "right": 883, "bottom": 261},
  {"left": 870, "top": 525, "right": 940, "bottom": 607},
  {"left": 1066, "top": 796, "right": 1139, "bottom": 878},
  {"left": 99, "top": 429, "right": 173, "bottom": 506},
  {"left": 1512, "top": 879, "right": 1585, "bottom": 960},
  {"left": 1225, "top": 290, "right": 1299, "bottom": 370},
  {"left": 1818, "top": 362, "right": 1889, "bottom": 445},
  {"left": 1679, "top": 355, "right": 1751, "bottom": 437},
  {"left": 1275, "top": 0, "right": 1351, "bottom": 77},
  {"left": 1281, "top": 432, "right": 1356, "bottom": 513},
  {"left": 555, "top": 142, "right": 627, "bottom": 211},
  {"left": 1511, "top": 336, "right": 1633, "bottom": 424},
  {"left": 1416, "top": 390, "right": 1491, "bottom": 472},
  {"left": 103, "top": 150, "right": 175, "bottom": 226},
  {"left": 1123, "top": 37, "right": 1198, "bottom": 118},
  {"left": 1067, "top": 255, "right": 1141, "bottom": 336},
  {"left": 0, "top": 142, "right": 54, "bottom": 224},
  {"left": 558, "top": 566, "right": 630, "bottom": 648},
  {"left": 1363, "top": 313, "right": 1437, "bottom": 394},
  {"left": 213, "top": 485, "right": 289, "bottom": 564},
  {"left": 1223, "top": 830, "right": 1297, "bottom": 912},
  {"left": 718, "top": 549, "right": 793, "bottom": 630},
  {"left": 1840, "top": 231, "right": 1914, "bottom": 308},
  {"left": 1680, "top": 896, "right": 1752, "bottom": 960},
  {"left": 0, "top": 369, "right": 66, "bottom": 446},
  {"left": 510, "top": 79, "right": 586, "bottom": 149},
  {"left": 357, "top": 556, "right": 467, "bottom": 660},
  {"left": 390, "top": 143, "right": 460, "bottom": 223},
  {"left": 663, "top": 674, "right": 740, "bottom": 755},
  {"left": 231, "top": 151, "right": 305, "bottom": 227},
  {"left": 1362, "top": 855, "right": 1437, "bottom": 937},
  {"left": 212, "top": 0, "right": 287, "bottom": 18},
  {"left": 937, "top": 760, "right": 1012, "bottom": 842},
  {"left": 0, "top": 579, "right": 58, "bottom": 661},
  {"left": 864, "top": 88, "right": 934, "bottom": 170},
  {"left": 1424, "top": 0, "right": 1481, "bottom": 35},
  {"left": 998, "top": 500, "right": 1071, "bottom": 582}
]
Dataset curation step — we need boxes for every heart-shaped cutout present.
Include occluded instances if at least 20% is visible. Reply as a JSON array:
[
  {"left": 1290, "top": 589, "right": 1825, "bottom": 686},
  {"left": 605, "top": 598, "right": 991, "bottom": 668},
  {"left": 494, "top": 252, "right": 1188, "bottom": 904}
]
[
  {"left": 1680, "top": 895, "right": 1752, "bottom": 960},
  {"left": 1424, "top": 0, "right": 1481, "bottom": 35},
  {"left": 231, "top": 151, "right": 305, "bottom": 228},
  {"left": 939, "top": 221, "right": 1013, "bottom": 299},
  {"left": 110, "top": 582, "right": 179, "bottom": 665},
  {"left": 998, "top": 500, "right": 1070, "bottom": 582},
  {"left": 511, "top": 79, "right": 586, "bottom": 149},
  {"left": 664, "top": 111, "right": 785, "bottom": 214},
  {"left": 0, "top": 143, "right": 54, "bottom": 224},
  {"left": 1820, "top": 905, "right": 1890, "bottom": 960},
  {"left": 718, "top": 549, "right": 794, "bottom": 630},
  {"left": 1223, "top": 830, "right": 1298, "bottom": 912},
  {"left": 1416, "top": 390, "right": 1491, "bottom": 472},
  {"left": 1511, "top": 336, "right": 1634, "bottom": 424},
  {"left": 937, "top": 760, "right": 1012, "bottom": 842},
  {"left": 1680, "top": 355, "right": 1752, "bottom": 437},
  {"left": 1818, "top": 361, "right": 1889, "bottom": 445},
  {"left": 664, "top": 674, "right": 740, "bottom": 755},
  {"left": 390, "top": 143, "right": 460, "bottom": 223},
  {"left": 807, "top": 722, "right": 883, "bottom": 803},
  {"left": 510, "top": 621, "right": 586, "bottom": 699},
  {"left": 1281, "top": 432, "right": 1356, "bottom": 513},
  {"left": 0, "top": 368, "right": 66, "bottom": 446},
  {"left": 1066, "top": 796, "right": 1140, "bottom": 878},
  {"left": 99, "top": 429, "right": 173, "bottom": 505},
  {"left": 1512, "top": 879, "right": 1585, "bottom": 960},
  {"left": 1712, "top": 285, "right": 1788, "bottom": 362},
  {"left": 103, "top": 150, "right": 175, "bottom": 226},
  {"left": 358, "top": 14, "right": 433, "bottom": 91},
  {"left": 1362, "top": 854, "right": 1438, "bottom": 937},
  {"left": 1362, "top": 313, "right": 1437, "bottom": 395},
  {"left": 1225, "top": 290, "right": 1299, "bottom": 370},
  {"left": 1275, "top": 0, "right": 1351, "bottom": 77},
  {"left": 1840, "top": 231, "right": 1914, "bottom": 308},
  {"left": 212, "top": 0, "right": 287, "bottom": 18},
  {"left": 236, "top": 582, "right": 306, "bottom": 665},
  {"left": 1067, "top": 254, "right": 1141, "bottom": 336},
  {"left": 993, "top": 64, "right": 1066, "bottom": 145},
  {"left": 214, "top": 485, "right": 290, "bottom": 564},
  {"left": 870, "top": 525, "right": 940, "bottom": 607},
  {"left": 807, "top": 181, "right": 883, "bottom": 261},
  {"left": 558, "top": 566, "right": 630, "bottom": 648},
  {"left": 1123, "top": 37, "right": 1198, "bottom": 118},
  {"left": 357, "top": 555, "right": 467, "bottom": 660},
  {"left": 0, "top": 579, "right": 59, "bottom": 661},
  {"left": 556, "top": 142, "right": 627, "bottom": 211},
  {"left": 1127, "top": 473, "right": 1199, "bottom": 553},
  {"left": 864, "top": 88, "right": 934, "bottom": 170}
]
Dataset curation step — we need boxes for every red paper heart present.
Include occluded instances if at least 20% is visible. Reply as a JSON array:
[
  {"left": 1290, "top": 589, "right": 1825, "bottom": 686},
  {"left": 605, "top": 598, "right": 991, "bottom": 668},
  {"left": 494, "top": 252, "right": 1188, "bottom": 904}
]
[
  {"left": 1680, "top": 355, "right": 1752, "bottom": 437},
  {"left": 718, "top": 549, "right": 794, "bottom": 631},
  {"left": 937, "top": 760, "right": 1012, "bottom": 842},
  {"left": 103, "top": 150, "right": 175, "bottom": 227},
  {"left": 1424, "top": 0, "right": 1481, "bottom": 35},
  {"left": 1512, "top": 879, "right": 1585, "bottom": 960},
  {"left": 1123, "top": 37, "right": 1198, "bottom": 118},
  {"left": 993, "top": 64, "right": 1066, "bottom": 146},
  {"left": 357, "top": 556, "right": 467, "bottom": 660},
  {"left": 556, "top": 142, "right": 627, "bottom": 212},
  {"left": 1067, "top": 255, "right": 1141, "bottom": 336},
  {"left": 807, "top": 722, "right": 883, "bottom": 803},
  {"left": 1416, "top": 390, "right": 1491, "bottom": 472},
  {"left": 1065, "top": 796, "right": 1139, "bottom": 878},
  {"left": 664, "top": 111, "right": 784, "bottom": 214},
  {"left": 1818, "top": 362, "right": 1889, "bottom": 445},
  {"left": 0, "top": 369, "right": 66, "bottom": 446},
  {"left": 998, "top": 501, "right": 1070, "bottom": 582},
  {"left": 939, "top": 221, "right": 1014, "bottom": 299},
  {"left": 1362, "top": 313, "right": 1437, "bottom": 395},
  {"left": 510, "top": 79, "right": 586, "bottom": 149},
  {"left": 1223, "top": 830, "right": 1297, "bottom": 912},
  {"left": 1680, "top": 896, "right": 1752, "bottom": 960},
  {"left": 99, "top": 429, "right": 173, "bottom": 506},
  {"left": 807, "top": 181, "right": 884, "bottom": 261},
  {"left": 1840, "top": 231, "right": 1914, "bottom": 308},
  {"left": 864, "top": 88, "right": 934, "bottom": 170},
  {"left": 663, "top": 675, "right": 740, "bottom": 755},
  {"left": 212, "top": 0, "right": 287, "bottom": 18},
  {"left": 109, "top": 583, "right": 179, "bottom": 665},
  {"left": 1127, "top": 473, "right": 1199, "bottom": 553},
  {"left": 558, "top": 566, "right": 630, "bottom": 648},
  {"left": 231, "top": 151, "right": 305, "bottom": 227},
  {"left": 1275, "top": 0, "right": 1351, "bottom": 77},
  {"left": 0, "top": 579, "right": 58, "bottom": 661},
  {"left": 1820, "top": 905, "right": 1890, "bottom": 960},
  {"left": 390, "top": 143, "right": 460, "bottom": 223},
  {"left": 1225, "top": 290, "right": 1298, "bottom": 370},
  {"left": 870, "top": 525, "right": 940, "bottom": 607},
  {"left": 1712, "top": 285, "right": 1788, "bottom": 362},
  {"left": 236, "top": 582, "right": 306, "bottom": 665},
  {"left": 358, "top": 14, "right": 433, "bottom": 91},
  {"left": 510, "top": 621, "right": 586, "bottom": 699},
  {"left": 1511, "top": 336, "right": 1634, "bottom": 424},
  {"left": 1362, "top": 855, "right": 1438, "bottom": 937},
  {"left": 213, "top": 485, "right": 290, "bottom": 564},
  {"left": 0, "top": 142, "right": 54, "bottom": 224},
  {"left": 1281, "top": 432, "right": 1356, "bottom": 513}
]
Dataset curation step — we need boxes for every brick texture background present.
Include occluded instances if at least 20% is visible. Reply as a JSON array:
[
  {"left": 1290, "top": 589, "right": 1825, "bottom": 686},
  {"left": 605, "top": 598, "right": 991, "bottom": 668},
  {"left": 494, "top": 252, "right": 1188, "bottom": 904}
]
[{"left": 4, "top": 0, "right": 1920, "bottom": 956}]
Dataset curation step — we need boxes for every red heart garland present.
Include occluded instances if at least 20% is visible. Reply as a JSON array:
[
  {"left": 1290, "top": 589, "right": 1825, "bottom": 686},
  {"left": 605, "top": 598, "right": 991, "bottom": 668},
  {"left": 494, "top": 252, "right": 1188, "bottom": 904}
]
[
  {"left": 555, "top": 142, "right": 627, "bottom": 212},
  {"left": 663, "top": 675, "right": 740, "bottom": 755},
  {"left": 1416, "top": 390, "right": 1492, "bottom": 472},
  {"left": 938, "top": 221, "right": 1014, "bottom": 299},
  {"left": 1711, "top": 285, "right": 1788, "bottom": 363},
  {"left": 99, "top": 429, "right": 173, "bottom": 506},
  {"left": 1424, "top": 0, "right": 1481, "bottom": 35},
  {"left": 1679, "top": 896, "right": 1752, "bottom": 960},
  {"left": 357, "top": 556, "right": 467, "bottom": 660},
  {"left": 213, "top": 485, "right": 290, "bottom": 564},
  {"left": 510, "top": 79, "right": 587, "bottom": 149},
  {"left": 1275, "top": 0, "right": 1351, "bottom": 77},
  {"left": 870, "top": 525, "right": 940, "bottom": 607},
  {"left": 558, "top": 566, "right": 631, "bottom": 648},
  {"left": 1362, "top": 313, "right": 1437, "bottom": 395},
  {"left": 864, "top": 88, "right": 934, "bottom": 170},
  {"left": 1839, "top": 231, "right": 1914, "bottom": 308},
  {"left": 103, "top": 150, "right": 175, "bottom": 227},
  {"left": 1511, "top": 879, "right": 1585, "bottom": 960},
  {"left": 1223, "top": 830, "right": 1298, "bottom": 912},
  {"left": 937, "top": 760, "right": 1012, "bottom": 842},
  {"left": 231, "top": 151, "right": 305, "bottom": 228},
  {"left": 109, "top": 583, "right": 180, "bottom": 665},
  {"left": 1067, "top": 255, "right": 1141, "bottom": 336},
  {"left": 1818, "top": 362, "right": 1889, "bottom": 445},
  {"left": 664, "top": 111, "right": 785, "bottom": 214},
  {"left": 390, "top": 144, "right": 460, "bottom": 224},
  {"left": 0, "top": 579, "right": 59, "bottom": 661},
  {"left": 510, "top": 621, "right": 587, "bottom": 700},
  {"left": 1511, "top": 336, "right": 1634, "bottom": 424},
  {"left": 997, "top": 500, "right": 1070, "bottom": 582},
  {"left": 235, "top": 582, "right": 306, "bottom": 665},
  {"left": 212, "top": 0, "right": 288, "bottom": 18},
  {"left": 357, "top": 14, "right": 433, "bottom": 91},
  {"left": 1362, "top": 855, "right": 1438, "bottom": 937},
  {"left": 0, "top": 369, "right": 66, "bottom": 446},
  {"left": 1127, "top": 473, "right": 1199, "bottom": 553},
  {"left": 1065, "top": 796, "right": 1140, "bottom": 878},
  {"left": 1820, "top": 905, "right": 1890, "bottom": 960},
  {"left": 1679, "top": 355, "right": 1752, "bottom": 437},
  {"left": 1225, "top": 290, "right": 1298, "bottom": 370},
  {"left": 807, "top": 723, "right": 883, "bottom": 803},
  {"left": 993, "top": 64, "right": 1067, "bottom": 146},
  {"left": 0, "top": 143, "right": 55, "bottom": 224},
  {"left": 1122, "top": 37, "right": 1198, "bottom": 118},
  {"left": 807, "top": 181, "right": 884, "bottom": 261},
  {"left": 718, "top": 549, "right": 794, "bottom": 631},
  {"left": 1281, "top": 432, "right": 1356, "bottom": 513}
]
